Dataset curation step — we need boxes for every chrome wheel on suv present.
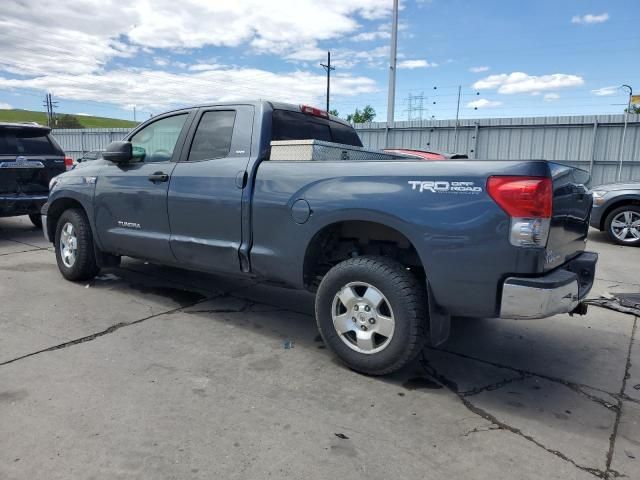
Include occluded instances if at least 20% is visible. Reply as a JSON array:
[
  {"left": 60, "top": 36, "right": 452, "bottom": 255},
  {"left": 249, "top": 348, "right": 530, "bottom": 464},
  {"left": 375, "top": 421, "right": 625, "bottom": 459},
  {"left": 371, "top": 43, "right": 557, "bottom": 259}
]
[
  {"left": 610, "top": 211, "right": 640, "bottom": 243},
  {"left": 605, "top": 205, "right": 640, "bottom": 247}
]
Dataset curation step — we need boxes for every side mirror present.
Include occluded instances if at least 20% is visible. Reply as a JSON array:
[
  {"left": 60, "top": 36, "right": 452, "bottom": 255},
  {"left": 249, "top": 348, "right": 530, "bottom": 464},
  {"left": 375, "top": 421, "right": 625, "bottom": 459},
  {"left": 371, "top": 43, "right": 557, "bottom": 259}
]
[{"left": 102, "top": 141, "right": 133, "bottom": 163}]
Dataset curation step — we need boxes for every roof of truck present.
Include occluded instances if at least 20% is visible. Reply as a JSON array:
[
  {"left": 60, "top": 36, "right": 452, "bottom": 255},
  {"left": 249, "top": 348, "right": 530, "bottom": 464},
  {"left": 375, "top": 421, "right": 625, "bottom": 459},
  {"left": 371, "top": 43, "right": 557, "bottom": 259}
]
[{"left": 159, "top": 100, "right": 352, "bottom": 127}]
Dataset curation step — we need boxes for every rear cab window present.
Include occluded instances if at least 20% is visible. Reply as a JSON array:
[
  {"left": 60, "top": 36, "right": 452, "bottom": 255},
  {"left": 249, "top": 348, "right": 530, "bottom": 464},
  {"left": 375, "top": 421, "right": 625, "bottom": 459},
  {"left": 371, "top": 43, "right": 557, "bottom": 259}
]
[
  {"left": 188, "top": 110, "right": 236, "bottom": 161},
  {"left": 271, "top": 110, "right": 362, "bottom": 147},
  {"left": 0, "top": 128, "right": 62, "bottom": 156}
]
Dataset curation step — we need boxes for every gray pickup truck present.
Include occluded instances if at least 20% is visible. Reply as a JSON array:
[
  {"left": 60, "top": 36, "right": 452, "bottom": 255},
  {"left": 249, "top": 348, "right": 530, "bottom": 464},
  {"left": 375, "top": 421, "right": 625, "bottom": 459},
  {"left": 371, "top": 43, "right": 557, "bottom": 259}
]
[{"left": 43, "top": 101, "right": 597, "bottom": 375}]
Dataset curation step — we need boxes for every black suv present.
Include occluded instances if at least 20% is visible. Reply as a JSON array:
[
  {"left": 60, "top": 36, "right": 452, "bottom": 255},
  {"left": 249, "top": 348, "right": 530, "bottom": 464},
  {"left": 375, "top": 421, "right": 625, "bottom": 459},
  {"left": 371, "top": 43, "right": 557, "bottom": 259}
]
[{"left": 0, "top": 122, "right": 69, "bottom": 227}]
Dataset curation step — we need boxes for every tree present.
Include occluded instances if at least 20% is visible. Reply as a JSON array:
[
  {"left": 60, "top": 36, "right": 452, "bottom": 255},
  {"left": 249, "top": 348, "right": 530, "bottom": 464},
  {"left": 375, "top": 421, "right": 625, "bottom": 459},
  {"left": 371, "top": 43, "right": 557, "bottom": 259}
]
[
  {"left": 346, "top": 105, "right": 376, "bottom": 123},
  {"left": 328, "top": 109, "right": 339, "bottom": 117},
  {"left": 625, "top": 105, "right": 640, "bottom": 114},
  {"left": 55, "top": 114, "right": 83, "bottom": 128}
]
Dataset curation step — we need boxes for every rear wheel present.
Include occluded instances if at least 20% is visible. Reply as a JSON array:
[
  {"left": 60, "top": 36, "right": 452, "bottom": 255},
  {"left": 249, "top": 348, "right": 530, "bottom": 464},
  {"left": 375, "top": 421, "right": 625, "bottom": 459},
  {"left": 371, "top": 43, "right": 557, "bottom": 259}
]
[
  {"left": 54, "top": 208, "right": 100, "bottom": 281},
  {"left": 28, "top": 213, "right": 42, "bottom": 229},
  {"left": 315, "top": 256, "right": 427, "bottom": 375},
  {"left": 605, "top": 205, "right": 640, "bottom": 246}
]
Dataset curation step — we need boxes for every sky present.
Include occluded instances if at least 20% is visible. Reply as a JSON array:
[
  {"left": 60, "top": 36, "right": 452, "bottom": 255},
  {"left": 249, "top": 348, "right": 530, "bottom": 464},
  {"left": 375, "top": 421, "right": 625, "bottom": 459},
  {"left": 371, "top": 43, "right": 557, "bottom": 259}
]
[{"left": 0, "top": 0, "right": 637, "bottom": 122}]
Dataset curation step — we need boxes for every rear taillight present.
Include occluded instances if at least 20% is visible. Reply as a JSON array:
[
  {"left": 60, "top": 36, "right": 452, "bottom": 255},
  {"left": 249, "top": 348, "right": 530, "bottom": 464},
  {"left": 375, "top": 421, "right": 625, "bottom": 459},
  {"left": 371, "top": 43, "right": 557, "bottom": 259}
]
[
  {"left": 64, "top": 157, "right": 74, "bottom": 171},
  {"left": 487, "top": 176, "right": 553, "bottom": 247},
  {"left": 300, "top": 105, "right": 329, "bottom": 118}
]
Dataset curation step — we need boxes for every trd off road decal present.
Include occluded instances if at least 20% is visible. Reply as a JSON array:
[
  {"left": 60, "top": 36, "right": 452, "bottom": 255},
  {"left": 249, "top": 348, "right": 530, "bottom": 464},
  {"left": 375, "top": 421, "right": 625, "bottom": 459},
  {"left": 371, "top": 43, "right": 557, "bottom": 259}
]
[{"left": 408, "top": 180, "right": 483, "bottom": 194}]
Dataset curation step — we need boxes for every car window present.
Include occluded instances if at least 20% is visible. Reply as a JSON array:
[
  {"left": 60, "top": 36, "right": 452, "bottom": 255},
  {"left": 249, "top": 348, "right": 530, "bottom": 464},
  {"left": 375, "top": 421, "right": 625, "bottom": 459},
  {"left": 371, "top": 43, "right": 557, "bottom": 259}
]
[
  {"left": 271, "top": 109, "right": 362, "bottom": 146},
  {"left": 130, "top": 114, "right": 188, "bottom": 163},
  {"left": 187, "top": 110, "right": 236, "bottom": 161},
  {"left": 0, "top": 130, "right": 61, "bottom": 155}
]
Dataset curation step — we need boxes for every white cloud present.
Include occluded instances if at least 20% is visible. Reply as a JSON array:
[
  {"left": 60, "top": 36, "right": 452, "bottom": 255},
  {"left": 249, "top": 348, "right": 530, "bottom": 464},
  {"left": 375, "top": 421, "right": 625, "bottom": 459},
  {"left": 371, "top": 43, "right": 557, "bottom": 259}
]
[
  {"left": 0, "top": 68, "right": 379, "bottom": 112},
  {"left": 571, "top": 13, "right": 609, "bottom": 24},
  {"left": 397, "top": 59, "right": 437, "bottom": 69},
  {"left": 75, "top": 112, "right": 90, "bottom": 116},
  {"left": 469, "top": 66, "right": 490, "bottom": 73},
  {"left": 0, "top": 0, "right": 393, "bottom": 77},
  {"left": 0, "top": 0, "right": 388, "bottom": 111},
  {"left": 591, "top": 85, "right": 619, "bottom": 96},
  {"left": 467, "top": 99, "right": 502, "bottom": 109},
  {"left": 0, "top": 102, "right": 12, "bottom": 109},
  {"left": 352, "top": 25, "right": 391, "bottom": 42},
  {"left": 543, "top": 93, "right": 560, "bottom": 102},
  {"left": 188, "top": 63, "right": 226, "bottom": 72},
  {"left": 473, "top": 72, "right": 584, "bottom": 94}
]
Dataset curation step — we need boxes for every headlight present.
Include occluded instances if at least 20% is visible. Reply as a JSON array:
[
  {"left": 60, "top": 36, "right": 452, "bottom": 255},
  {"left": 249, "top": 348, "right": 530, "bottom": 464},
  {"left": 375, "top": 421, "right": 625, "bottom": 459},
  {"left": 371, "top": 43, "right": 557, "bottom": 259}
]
[{"left": 591, "top": 190, "right": 607, "bottom": 205}]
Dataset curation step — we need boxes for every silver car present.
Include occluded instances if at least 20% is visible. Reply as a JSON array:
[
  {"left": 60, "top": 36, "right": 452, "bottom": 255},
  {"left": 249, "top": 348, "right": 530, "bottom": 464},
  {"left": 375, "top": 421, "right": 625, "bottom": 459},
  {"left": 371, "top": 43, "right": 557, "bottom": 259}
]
[{"left": 590, "top": 181, "right": 640, "bottom": 246}]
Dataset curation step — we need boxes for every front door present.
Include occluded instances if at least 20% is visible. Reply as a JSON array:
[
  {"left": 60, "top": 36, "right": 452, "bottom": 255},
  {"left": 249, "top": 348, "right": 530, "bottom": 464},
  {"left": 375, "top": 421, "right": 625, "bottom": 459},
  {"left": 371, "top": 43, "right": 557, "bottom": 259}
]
[
  {"left": 94, "top": 111, "right": 192, "bottom": 262},
  {"left": 168, "top": 106, "right": 253, "bottom": 273}
]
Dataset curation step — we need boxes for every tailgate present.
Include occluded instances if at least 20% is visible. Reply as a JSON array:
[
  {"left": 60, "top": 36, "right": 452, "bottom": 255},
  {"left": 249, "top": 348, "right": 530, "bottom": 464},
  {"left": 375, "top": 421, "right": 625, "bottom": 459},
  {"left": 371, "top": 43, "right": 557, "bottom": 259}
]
[
  {"left": 544, "top": 162, "right": 592, "bottom": 270},
  {"left": 0, "top": 126, "right": 66, "bottom": 195}
]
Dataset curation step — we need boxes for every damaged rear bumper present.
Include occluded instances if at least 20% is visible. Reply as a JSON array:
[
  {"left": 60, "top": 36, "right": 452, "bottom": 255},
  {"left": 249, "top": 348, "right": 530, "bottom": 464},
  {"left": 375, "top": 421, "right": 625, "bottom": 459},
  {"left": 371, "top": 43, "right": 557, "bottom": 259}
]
[{"left": 500, "top": 251, "right": 598, "bottom": 320}]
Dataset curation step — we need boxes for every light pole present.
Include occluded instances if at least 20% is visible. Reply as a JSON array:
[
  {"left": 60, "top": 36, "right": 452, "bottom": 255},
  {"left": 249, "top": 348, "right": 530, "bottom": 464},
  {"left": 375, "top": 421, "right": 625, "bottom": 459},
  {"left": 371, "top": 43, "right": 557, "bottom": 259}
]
[
  {"left": 617, "top": 85, "right": 632, "bottom": 181},
  {"left": 385, "top": 0, "right": 399, "bottom": 146}
]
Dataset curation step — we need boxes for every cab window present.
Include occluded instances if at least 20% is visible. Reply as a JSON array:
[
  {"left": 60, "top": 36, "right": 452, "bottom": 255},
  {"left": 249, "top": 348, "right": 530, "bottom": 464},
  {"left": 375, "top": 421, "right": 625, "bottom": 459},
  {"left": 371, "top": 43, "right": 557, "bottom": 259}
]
[
  {"left": 188, "top": 111, "right": 236, "bottom": 161},
  {"left": 130, "top": 114, "right": 188, "bottom": 163}
]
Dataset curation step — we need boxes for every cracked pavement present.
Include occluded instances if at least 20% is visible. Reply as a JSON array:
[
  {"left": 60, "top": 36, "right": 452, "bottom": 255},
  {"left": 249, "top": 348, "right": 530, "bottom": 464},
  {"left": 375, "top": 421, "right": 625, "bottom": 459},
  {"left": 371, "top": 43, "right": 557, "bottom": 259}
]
[{"left": 1, "top": 216, "right": 638, "bottom": 479}]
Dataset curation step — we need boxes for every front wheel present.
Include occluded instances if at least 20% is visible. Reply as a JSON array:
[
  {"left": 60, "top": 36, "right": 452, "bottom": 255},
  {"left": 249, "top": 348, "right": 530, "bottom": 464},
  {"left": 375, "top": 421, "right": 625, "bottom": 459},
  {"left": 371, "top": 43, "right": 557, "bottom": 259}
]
[
  {"left": 54, "top": 208, "right": 100, "bottom": 281},
  {"left": 604, "top": 205, "right": 640, "bottom": 246},
  {"left": 315, "top": 256, "right": 427, "bottom": 375}
]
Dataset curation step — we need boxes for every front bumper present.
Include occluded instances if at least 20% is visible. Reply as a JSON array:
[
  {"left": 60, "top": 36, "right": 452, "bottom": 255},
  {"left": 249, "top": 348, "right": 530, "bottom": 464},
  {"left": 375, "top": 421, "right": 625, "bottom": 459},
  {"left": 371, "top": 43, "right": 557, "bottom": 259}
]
[
  {"left": 500, "top": 251, "right": 598, "bottom": 320},
  {"left": 0, "top": 194, "right": 48, "bottom": 217}
]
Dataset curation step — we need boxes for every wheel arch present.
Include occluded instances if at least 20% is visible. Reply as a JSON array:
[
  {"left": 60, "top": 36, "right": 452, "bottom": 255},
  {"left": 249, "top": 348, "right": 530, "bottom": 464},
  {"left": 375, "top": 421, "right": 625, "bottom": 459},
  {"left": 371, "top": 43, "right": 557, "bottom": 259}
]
[
  {"left": 302, "top": 218, "right": 426, "bottom": 292},
  {"left": 45, "top": 197, "right": 88, "bottom": 244}
]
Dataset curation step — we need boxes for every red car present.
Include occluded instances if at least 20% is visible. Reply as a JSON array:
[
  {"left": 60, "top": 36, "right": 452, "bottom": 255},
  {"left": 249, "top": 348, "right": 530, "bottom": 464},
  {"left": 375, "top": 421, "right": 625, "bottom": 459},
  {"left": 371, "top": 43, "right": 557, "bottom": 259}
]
[{"left": 383, "top": 148, "right": 468, "bottom": 160}]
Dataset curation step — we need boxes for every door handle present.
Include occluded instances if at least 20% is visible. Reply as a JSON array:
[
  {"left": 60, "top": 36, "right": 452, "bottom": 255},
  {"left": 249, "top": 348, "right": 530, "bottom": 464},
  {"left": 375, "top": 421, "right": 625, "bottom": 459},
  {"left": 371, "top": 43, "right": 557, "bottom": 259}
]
[{"left": 148, "top": 172, "right": 169, "bottom": 183}]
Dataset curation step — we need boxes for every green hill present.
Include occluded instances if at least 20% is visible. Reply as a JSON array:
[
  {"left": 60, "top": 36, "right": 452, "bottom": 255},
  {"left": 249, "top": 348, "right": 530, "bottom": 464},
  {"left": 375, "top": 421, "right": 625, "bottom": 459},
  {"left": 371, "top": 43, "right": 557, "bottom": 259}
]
[{"left": 0, "top": 109, "right": 138, "bottom": 129}]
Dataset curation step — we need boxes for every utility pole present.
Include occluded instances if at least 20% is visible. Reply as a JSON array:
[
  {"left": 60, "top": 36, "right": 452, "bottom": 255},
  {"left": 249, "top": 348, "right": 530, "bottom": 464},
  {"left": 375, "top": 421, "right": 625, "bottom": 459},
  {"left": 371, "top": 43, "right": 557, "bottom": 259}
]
[
  {"left": 133, "top": 105, "right": 137, "bottom": 122},
  {"left": 42, "top": 92, "right": 58, "bottom": 127},
  {"left": 453, "top": 85, "right": 462, "bottom": 149},
  {"left": 320, "top": 51, "right": 335, "bottom": 112},
  {"left": 618, "top": 84, "right": 633, "bottom": 181},
  {"left": 386, "top": 0, "right": 399, "bottom": 130},
  {"left": 42, "top": 94, "right": 50, "bottom": 126}
]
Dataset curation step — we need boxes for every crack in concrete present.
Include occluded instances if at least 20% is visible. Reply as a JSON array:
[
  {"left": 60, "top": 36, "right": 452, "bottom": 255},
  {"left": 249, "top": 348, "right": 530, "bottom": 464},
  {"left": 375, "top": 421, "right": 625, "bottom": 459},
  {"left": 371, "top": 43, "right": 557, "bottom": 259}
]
[
  {"left": 0, "top": 299, "right": 210, "bottom": 367},
  {"left": 418, "top": 351, "right": 613, "bottom": 478},
  {"left": 604, "top": 316, "right": 638, "bottom": 479},
  {"left": 0, "top": 247, "right": 45, "bottom": 257},
  {"left": 428, "top": 346, "right": 621, "bottom": 411},
  {"left": 0, "top": 279, "right": 265, "bottom": 368},
  {"left": 461, "top": 373, "right": 531, "bottom": 397}
]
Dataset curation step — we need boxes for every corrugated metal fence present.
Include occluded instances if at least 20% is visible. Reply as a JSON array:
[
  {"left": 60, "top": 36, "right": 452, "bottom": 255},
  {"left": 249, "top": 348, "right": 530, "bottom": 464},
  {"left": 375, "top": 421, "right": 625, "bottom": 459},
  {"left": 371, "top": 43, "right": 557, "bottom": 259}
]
[
  {"left": 52, "top": 128, "right": 130, "bottom": 161},
  {"left": 53, "top": 114, "right": 640, "bottom": 185},
  {"left": 355, "top": 114, "right": 640, "bottom": 185}
]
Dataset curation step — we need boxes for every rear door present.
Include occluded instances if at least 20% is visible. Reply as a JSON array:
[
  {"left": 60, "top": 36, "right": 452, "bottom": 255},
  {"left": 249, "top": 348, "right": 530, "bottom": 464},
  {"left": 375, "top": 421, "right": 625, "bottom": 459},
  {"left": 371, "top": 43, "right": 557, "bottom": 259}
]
[
  {"left": 0, "top": 125, "right": 65, "bottom": 195},
  {"left": 167, "top": 105, "right": 254, "bottom": 273},
  {"left": 544, "top": 163, "right": 592, "bottom": 270}
]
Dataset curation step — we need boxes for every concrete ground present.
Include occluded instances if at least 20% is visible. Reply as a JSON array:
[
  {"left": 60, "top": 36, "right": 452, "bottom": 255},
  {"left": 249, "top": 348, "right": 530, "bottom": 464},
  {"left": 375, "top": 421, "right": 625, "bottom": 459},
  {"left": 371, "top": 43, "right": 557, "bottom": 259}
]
[{"left": 0, "top": 215, "right": 638, "bottom": 480}]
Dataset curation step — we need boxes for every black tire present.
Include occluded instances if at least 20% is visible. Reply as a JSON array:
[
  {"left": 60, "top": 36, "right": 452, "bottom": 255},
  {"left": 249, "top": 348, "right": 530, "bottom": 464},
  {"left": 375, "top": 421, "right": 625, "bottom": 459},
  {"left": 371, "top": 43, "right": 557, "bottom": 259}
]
[
  {"left": 604, "top": 205, "right": 640, "bottom": 247},
  {"left": 315, "top": 256, "right": 427, "bottom": 375},
  {"left": 28, "top": 213, "right": 42, "bottom": 229},
  {"left": 54, "top": 208, "right": 100, "bottom": 281}
]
